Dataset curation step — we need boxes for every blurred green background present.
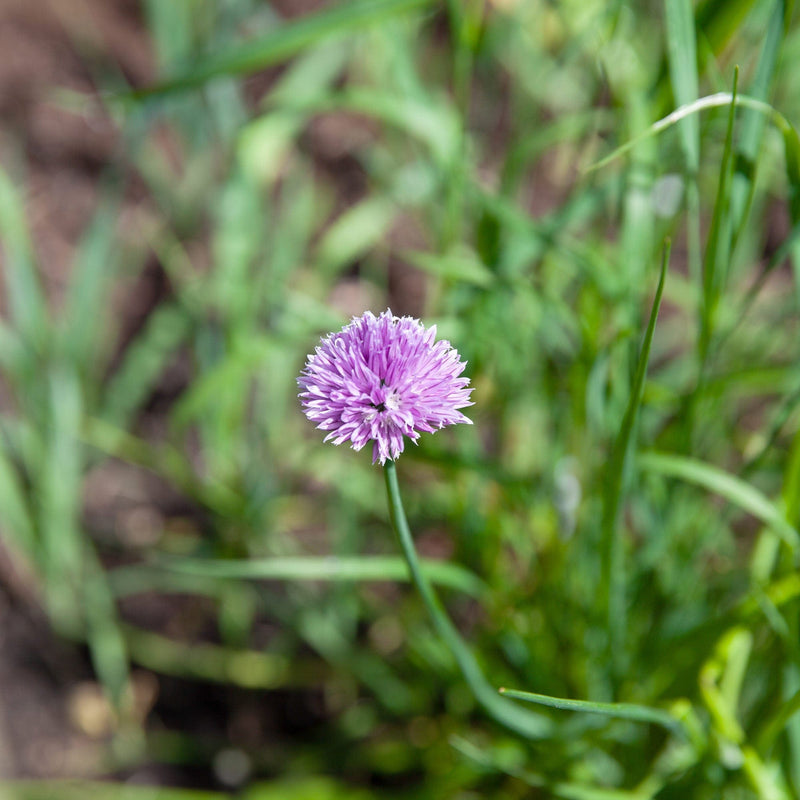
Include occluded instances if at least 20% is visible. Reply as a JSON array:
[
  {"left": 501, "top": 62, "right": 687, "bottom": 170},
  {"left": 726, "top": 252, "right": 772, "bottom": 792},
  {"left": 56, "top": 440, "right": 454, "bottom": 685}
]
[{"left": 2, "top": 0, "right": 800, "bottom": 797}]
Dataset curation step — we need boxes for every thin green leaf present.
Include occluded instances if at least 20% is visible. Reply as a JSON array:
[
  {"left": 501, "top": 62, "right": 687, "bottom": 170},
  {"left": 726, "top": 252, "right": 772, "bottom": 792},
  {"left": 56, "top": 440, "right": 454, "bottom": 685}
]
[
  {"left": 498, "top": 688, "right": 684, "bottom": 736},
  {"left": 101, "top": 304, "right": 191, "bottom": 427},
  {"left": 696, "top": 0, "right": 760, "bottom": 61},
  {"left": 40, "top": 365, "right": 84, "bottom": 635},
  {"left": 0, "top": 169, "right": 47, "bottom": 349},
  {"left": 116, "top": 554, "right": 487, "bottom": 599},
  {"left": 62, "top": 193, "right": 122, "bottom": 365},
  {"left": 664, "top": 0, "right": 701, "bottom": 287},
  {"left": 601, "top": 241, "right": 669, "bottom": 676},
  {"left": 700, "top": 68, "right": 738, "bottom": 361},
  {"left": 451, "top": 735, "right": 657, "bottom": 800},
  {"left": 758, "top": 685, "right": 800, "bottom": 753},
  {"left": 82, "top": 544, "right": 129, "bottom": 707},
  {"left": 665, "top": 0, "right": 700, "bottom": 171},
  {"left": 729, "top": 0, "right": 788, "bottom": 245},
  {"left": 404, "top": 248, "right": 494, "bottom": 287},
  {"left": 0, "top": 780, "right": 229, "bottom": 800},
  {"left": 0, "top": 437, "right": 35, "bottom": 557},
  {"left": 638, "top": 451, "right": 800, "bottom": 550},
  {"left": 316, "top": 197, "right": 396, "bottom": 276},
  {"left": 585, "top": 93, "right": 799, "bottom": 175},
  {"left": 129, "top": 0, "right": 435, "bottom": 99}
]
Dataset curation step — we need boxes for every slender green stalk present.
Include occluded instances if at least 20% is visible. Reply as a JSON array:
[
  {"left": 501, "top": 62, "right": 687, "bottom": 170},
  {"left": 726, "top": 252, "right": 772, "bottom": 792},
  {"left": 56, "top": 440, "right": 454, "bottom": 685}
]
[
  {"left": 113, "top": 554, "right": 488, "bottom": 598},
  {"left": 383, "top": 459, "right": 551, "bottom": 739},
  {"left": 601, "top": 241, "right": 669, "bottom": 684},
  {"left": 498, "top": 688, "right": 684, "bottom": 737}
]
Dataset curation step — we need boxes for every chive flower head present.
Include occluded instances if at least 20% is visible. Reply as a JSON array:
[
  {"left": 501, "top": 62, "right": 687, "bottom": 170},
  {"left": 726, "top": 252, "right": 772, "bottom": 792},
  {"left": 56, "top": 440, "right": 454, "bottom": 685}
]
[{"left": 298, "top": 310, "right": 473, "bottom": 464}]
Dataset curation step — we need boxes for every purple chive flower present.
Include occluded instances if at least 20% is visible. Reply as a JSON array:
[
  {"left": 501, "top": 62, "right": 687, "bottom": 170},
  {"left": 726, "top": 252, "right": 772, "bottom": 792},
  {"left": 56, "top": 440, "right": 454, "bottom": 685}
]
[{"left": 298, "top": 310, "right": 473, "bottom": 465}]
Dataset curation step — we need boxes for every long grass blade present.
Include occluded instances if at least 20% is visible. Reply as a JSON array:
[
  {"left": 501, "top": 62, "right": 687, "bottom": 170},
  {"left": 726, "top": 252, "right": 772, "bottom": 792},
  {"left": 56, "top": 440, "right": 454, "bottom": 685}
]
[
  {"left": 638, "top": 451, "right": 800, "bottom": 550},
  {"left": 62, "top": 192, "right": 122, "bottom": 365},
  {"left": 664, "top": 0, "right": 702, "bottom": 288},
  {"left": 0, "top": 169, "right": 47, "bottom": 349},
  {"left": 729, "top": 0, "right": 789, "bottom": 247},
  {"left": 498, "top": 688, "right": 684, "bottom": 736},
  {"left": 129, "top": 0, "right": 435, "bottom": 99},
  {"left": 116, "top": 555, "right": 487, "bottom": 598},
  {"left": 601, "top": 241, "right": 669, "bottom": 681},
  {"left": 664, "top": 0, "right": 700, "bottom": 173},
  {"left": 585, "top": 93, "right": 799, "bottom": 175},
  {"left": 101, "top": 304, "right": 191, "bottom": 427},
  {"left": 698, "top": 69, "right": 739, "bottom": 367}
]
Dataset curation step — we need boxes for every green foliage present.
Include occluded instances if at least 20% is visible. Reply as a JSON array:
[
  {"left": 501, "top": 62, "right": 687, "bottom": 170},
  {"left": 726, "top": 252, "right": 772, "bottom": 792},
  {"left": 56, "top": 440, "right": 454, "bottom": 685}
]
[{"left": 4, "top": 0, "right": 800, "bottom": 796}]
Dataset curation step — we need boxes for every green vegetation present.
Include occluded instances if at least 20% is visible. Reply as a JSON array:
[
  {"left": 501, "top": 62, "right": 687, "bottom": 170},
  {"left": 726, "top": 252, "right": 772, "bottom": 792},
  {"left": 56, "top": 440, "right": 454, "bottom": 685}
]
[{"left": 3, "top": 0, "right": 800, "bottom": 796}]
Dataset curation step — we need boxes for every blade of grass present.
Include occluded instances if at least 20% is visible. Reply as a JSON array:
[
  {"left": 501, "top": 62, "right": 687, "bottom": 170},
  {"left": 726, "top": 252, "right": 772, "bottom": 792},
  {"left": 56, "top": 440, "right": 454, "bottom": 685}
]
[
  {"left": 0, "top": 780, "right": 230, "bottom": 800},
  {"left": 404, "top": 248, "right": 495, "bottom": 288},
  {"left": 128, "top": 0, "right": 435, "bottom": 99},
  {"left": 601, "top": 240, "right": 669, "bottom": 684},
  {"left": 275, "top": 88, "right": 460, "bottom": 166},
  {"left": 120, "top": 624, "right": 317, "bottom": 689},
  {"left": 585, "top": 93, "right": 799, "bottom": 175},
  {"left": 82, "top": 544, "right": 129, "bottom": 707},
  {"left": 696, "top": 0, "right": 759, "bottom": 57},
  {"left": 697, "top": 69, "right": 739, "bottom": 373},
  {"left": 638, "top": 451, "right": 800, "bottom": 551},
  {"left": 40, "top": 365, "right": 84, "bottom": 636},
  {"left": 729, "top": 0, "right": 789, "bottom": 250},
  {"left": 451, "top": 735, "right": 658, "bottom": 800},
  {"left": 82, "top": 417, "right": 241, "bottom": 517},
  {"left": 101, "top": 304, "right": 191, "bottom": 427},
  {"left": 0, "top": 439, "right": 35, "bottom": 558},
  {"left": 0, "top": 169, "right": 47, "bottom": 350},
  {"left": 664, "top": 0, "right": 701, "bottom": 288},
  {"left": 498, "top": 688, "right": 684, "bottom": 737},
  {"left": 316, "top": 196, "right": 397, "bottom": 278},
  {"left": 664, "top": 0, "right": 700, "bottom": 173},
  {"left": 62, "top": 191, "right": 123, "bottom": 366},
  {"left": 757, "top": 682, "right": 800, "bottom": 754},
  {"left": 117, "top": 554, "right": 487, "bottom": 598}
]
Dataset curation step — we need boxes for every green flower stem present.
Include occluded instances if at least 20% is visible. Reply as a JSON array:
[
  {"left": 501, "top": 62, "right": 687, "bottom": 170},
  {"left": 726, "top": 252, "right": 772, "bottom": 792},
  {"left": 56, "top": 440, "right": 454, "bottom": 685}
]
[{"left": 383, "top": 460, "right": 551, "bottom": 739}]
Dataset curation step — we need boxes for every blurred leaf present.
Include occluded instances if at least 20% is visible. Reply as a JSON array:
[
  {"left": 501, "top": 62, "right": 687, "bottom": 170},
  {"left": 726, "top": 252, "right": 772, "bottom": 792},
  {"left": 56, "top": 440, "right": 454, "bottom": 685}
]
[
  {"left": 316, "top": 197, "right": 396, "bottom": 276},
  {"left": 404, "top": 248, "right": 494, "bottom": 287},
  {"left": 586, "top": 92, "right": 799, "bottom": 175},
  {"left": 40, "top": 365, "right": 84, "bottom": 634},
  {"left": 0, "top": 169, "right": 47, "bottom": 349},
  {"left": 82, "top": 545, "right": 129, "bottom": 706},
  {"left": 102, "top": 304, "right": 191, "bottom": 426},
  {"left": 116, "top": 554, "right": 487, "bottom": 598},
  {"left": 0, "top": 433, "right": 35, "bottom": 557},
  {"left": 729, "top": 0, "right": 789, "bottom": 244},
  {"left": 121, "top": 624, "right": 315, "bottom": 689},
  {"left": 245, "top": 777, "right": 375, "bottom": 800},
  {"left": 62, "top": 193, "right": 123, "bottom": 367},
  {"left": 639, "top": 451, "right": 800, "bottom": 550},
  {"left": 665, "top": 0, "right": 699, "bottom": 173},
  {"left": 131, "top": 0, "right": 435, "bottom": 98},
  {"left": 171, "top": 337, "right": 270, "bottom": 430},
  {"left": 498, "top": 687, "right": 684, "bottom": 736},
  {"left": 601, "top": 242, "right": 669, "bottom": 673},
  {"left": 210, "top": 172, "right": 265, "bottom": 320},
  {"left": 699, "top": 69, "right": 739, "bottom": 363},
  {"left": 0, "top": 780, "right": 229, "bottom": 800},
  {"left": 238, "top": 39, "right": 351, "bottom": 185}
]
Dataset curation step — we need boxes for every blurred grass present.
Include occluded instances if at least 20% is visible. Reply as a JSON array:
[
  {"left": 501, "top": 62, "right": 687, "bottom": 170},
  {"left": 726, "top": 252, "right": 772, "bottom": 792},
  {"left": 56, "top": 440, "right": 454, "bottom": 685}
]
[{"left": 2, "top": 0, "right": 800, "bottom": 796}]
